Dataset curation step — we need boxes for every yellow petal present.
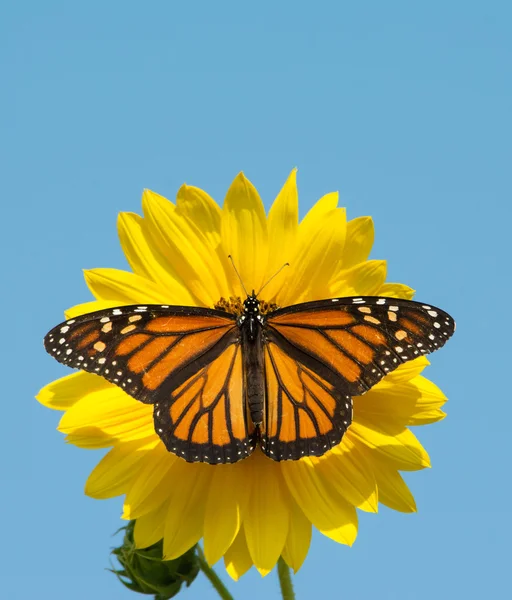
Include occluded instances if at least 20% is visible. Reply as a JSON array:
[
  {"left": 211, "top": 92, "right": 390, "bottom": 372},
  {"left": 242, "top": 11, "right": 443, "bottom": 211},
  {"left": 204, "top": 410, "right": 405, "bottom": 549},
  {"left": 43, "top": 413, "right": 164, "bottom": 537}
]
[
  {"left": 224, "top": 528, "right": 253, "bottom": 581},
  {"left": 84, "top": 268, "right": 171, "bottom": 304},
  {"left": 374, "top": 356, "right": 429, "bottom": 387},
  {"left": 379, "top": 282, "right": 416, "bottom": 300},
  {"left": 330, "top": 260, "right": 387, "bottom": 297},
  {"left": 280, "top": 492, "right": 311, "bottom": 573},
  {"left": 322, "top": 437, "right": 378, "bottom": 513},
  {"left": 244, "top": 452, "right": 289, "bottom": 576},
  {"left": 176, "top": 185, "right": 236, "bottom": 298},
  {"left": 349, "top": 423, "right": 430, "bottom": 471},
  {"left": 142, "top": 189, "right": 224, "bottom": 306},
  {"left": 175, "top": 185, "right": 222, "bottom": 249},
  {"left": 355, "top": 375, "right": 447, "bottom": 429},
  {"left": 221, "top": 173, "right": 269, "bottom": 294},
  {"left": 298, "top": 192, "right": 338, "bottom": 242},
  {"left": 36, "top": 372, "right": 107, "bottom": 411},
  {"left": 281, "top": 458, "right": 357, "bottom": 546},
  {"left": 134, "top": 501, "right": 169, "bottom": 548},
  {"left": 342, "top": 217, "right": 374, "bottom": 269},
  {"left": 263, "top": 170, "right": 299, "bottom": 299},
  {"left": 117, "top": 211, "right": 196, "bottom": 305},
  {"left": 162, "top": 461, "right": 213, "bottom": 560},
  {"left": 65, "top": 300, "right": 122, "bottom": 319},
  {"left": 280, "top": 208, "right": 347, "bottom": 305},
  {"left": 85, "top": 438, "right": 159, "bottom": 499},
  {"left": 204, "top": 461, "right": 252, "bottom": 566},
  {"left": 123, "top": 445, "right": 178, "bottom": 519},
  {"left": 364, "top": 449, "right": 417, "bottom": 512},
  {"left": 58, "top": 386, "right": 154, "bottom": 445}
]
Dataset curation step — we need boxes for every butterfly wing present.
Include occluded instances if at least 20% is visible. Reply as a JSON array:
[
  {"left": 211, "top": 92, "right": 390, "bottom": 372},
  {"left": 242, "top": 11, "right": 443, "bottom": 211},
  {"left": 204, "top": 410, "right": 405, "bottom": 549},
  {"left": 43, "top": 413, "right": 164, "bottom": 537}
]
[
  {"left": 44, "top": 304, "right": 239, "bottom": 403},
  {"left": 261, "top": 340, "right": 352, "bottom": 460},
  {"left": 154, "top": 343, "right": 256, "bottom": 463},
  {"left": 260, "top": 296, "right": 455, "bottom": 460},
  {"left": 266, "top": 296, "right": 455, "bottom": 394},
  {"left": 44, "top": 304, "right": 256, "bottom": 463}
]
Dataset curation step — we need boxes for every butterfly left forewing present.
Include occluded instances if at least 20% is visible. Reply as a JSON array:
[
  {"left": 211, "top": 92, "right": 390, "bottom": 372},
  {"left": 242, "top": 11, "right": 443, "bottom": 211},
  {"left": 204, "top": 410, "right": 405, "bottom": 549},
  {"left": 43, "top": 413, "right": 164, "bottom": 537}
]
[
  {"left": 44, "top": 304, "right": 238, "bottom": 404},
  {"left": 266, "top": 296, "right": 455, "bottom": 397}
]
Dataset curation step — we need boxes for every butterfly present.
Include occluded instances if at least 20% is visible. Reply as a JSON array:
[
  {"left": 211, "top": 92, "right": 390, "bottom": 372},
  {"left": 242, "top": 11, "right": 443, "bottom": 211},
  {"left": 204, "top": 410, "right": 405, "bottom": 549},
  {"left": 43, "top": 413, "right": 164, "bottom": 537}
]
[{"left": 44, "top": 293, "right": 454, "bottom": 464}]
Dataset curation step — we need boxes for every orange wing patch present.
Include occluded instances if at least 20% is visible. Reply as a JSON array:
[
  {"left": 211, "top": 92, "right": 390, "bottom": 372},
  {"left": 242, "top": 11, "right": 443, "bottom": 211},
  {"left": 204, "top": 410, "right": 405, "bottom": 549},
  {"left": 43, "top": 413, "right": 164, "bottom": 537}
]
[
  {"left": 327, "top": 330, "right": 375, "bottom": 364},
  {"left": 351, "top": 324, "right": 387, "bottom": 346},
  {"left": 261, "top": 342, "right": 352, "bottom": 461},
  {"left": 270, "top": 309, "right": 355, "bottom": 327},
  {"left": 116, "top": 333, "right": 152, "bottom": 357},
  {"left": 76, "top": 330, "right": 100, "bottom": 349},
  {"left": 154, "top": 344, "right": 255, "bottom": 464},
  {"left": 129, "top": 337, "right": 178, "bottom": 374},
  {"left": 145, "top": 314, "right": 232, "bottom": 332}
]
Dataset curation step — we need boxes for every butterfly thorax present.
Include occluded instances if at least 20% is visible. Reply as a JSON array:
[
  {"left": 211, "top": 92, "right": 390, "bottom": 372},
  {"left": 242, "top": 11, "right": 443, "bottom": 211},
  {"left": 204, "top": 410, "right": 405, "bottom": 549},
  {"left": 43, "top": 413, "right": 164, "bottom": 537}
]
[{"left": 237, "top": 293, "right": 265, "bottom": 341}]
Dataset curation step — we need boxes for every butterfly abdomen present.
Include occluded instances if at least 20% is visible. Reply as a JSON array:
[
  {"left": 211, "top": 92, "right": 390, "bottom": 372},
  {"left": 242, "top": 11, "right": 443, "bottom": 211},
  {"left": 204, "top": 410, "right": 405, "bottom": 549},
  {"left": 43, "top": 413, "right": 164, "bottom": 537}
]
[{"left": 241, "top": 317, "right": 265, "bottom": 425}]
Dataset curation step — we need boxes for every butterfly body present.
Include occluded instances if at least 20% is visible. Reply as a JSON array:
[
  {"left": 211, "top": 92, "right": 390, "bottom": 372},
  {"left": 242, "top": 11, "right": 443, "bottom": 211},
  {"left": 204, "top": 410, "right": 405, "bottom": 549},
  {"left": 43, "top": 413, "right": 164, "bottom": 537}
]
[
  {"left": 44, "top": 295, "right": 455, "bottom": 464},
  {"left": 239, "top": 302, "right": 266, "bottom": 427}
]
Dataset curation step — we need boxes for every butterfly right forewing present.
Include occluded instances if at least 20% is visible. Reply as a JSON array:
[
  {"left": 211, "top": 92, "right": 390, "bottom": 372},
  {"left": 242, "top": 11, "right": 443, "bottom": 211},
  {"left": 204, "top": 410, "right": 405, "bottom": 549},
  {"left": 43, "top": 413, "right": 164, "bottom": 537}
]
[{"left": 266, "top": 296, "right": 455, "bottom": 397}]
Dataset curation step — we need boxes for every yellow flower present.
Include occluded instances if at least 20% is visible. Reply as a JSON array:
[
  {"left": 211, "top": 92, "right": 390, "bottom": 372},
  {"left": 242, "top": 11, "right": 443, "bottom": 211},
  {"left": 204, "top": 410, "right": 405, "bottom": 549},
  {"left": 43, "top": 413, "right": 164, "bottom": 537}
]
[{"left": 37, "top": 170, "right": 447, "bottom": 578}]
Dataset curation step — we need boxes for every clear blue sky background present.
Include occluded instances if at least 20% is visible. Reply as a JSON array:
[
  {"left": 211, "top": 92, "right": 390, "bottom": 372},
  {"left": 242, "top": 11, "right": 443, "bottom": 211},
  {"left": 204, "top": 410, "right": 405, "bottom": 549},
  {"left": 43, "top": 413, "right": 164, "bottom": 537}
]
[{"left": 2, "top": 1, "right": 510, "bottom": 598}]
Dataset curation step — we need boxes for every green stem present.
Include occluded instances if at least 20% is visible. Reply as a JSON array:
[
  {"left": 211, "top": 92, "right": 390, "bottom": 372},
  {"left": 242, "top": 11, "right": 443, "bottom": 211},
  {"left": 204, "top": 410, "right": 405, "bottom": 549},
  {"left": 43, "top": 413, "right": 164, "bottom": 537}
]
[
  {"left": 277, "top": 557, "right": 295, "bottom": 600},
  {"left": 196, "top": 546, "right": 234, "bottom": 600}
]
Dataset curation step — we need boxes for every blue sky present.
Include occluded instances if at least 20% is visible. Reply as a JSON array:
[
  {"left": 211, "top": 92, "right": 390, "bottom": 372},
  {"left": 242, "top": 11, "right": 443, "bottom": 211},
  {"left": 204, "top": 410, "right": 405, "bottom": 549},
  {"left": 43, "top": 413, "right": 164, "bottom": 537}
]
[{"left": 2, "top": 1, "right": 510, "bottom": 598}]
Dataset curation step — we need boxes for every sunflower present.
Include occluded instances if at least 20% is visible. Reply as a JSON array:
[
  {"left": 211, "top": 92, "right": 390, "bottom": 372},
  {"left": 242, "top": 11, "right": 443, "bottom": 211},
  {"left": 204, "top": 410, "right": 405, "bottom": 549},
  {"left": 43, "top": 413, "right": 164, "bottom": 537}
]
[{"left": 37, "top": 170, "right": 447, "bottom": 579}]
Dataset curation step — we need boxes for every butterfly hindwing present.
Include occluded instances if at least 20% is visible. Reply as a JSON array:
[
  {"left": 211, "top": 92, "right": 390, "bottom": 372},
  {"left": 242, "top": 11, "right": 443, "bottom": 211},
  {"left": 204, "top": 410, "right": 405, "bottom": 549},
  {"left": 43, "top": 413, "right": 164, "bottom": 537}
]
[
  {"left": 266, "top": 296, "right": 455, "bottom": 397},
  {"left": 154, "top": 344, "right": 256, "bottom": 464},
  {"left": 260, "top": 340, "right": 352, "bottom": 461},
  {"left": 44, "top": 304, "right": 238, "bottom": 405}
]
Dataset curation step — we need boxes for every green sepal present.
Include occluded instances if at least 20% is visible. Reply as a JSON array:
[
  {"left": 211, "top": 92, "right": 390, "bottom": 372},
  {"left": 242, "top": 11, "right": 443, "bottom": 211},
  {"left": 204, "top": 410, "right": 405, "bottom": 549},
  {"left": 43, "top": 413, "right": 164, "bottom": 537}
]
[{"left": 110, "top": 521, "right": 199, "bottom": 599}]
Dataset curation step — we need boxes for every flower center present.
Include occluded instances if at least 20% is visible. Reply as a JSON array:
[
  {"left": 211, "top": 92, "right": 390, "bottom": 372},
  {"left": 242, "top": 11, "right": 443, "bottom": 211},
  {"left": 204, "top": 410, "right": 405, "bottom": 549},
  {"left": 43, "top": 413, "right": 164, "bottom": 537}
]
[{"left": 214, "top": 296, "right": 280, "bottom": 316}]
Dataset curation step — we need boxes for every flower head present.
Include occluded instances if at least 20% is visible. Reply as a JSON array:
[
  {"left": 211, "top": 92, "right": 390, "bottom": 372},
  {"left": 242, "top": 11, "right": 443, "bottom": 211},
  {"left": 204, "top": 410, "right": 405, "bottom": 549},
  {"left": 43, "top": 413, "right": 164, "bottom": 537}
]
[{"left": 37, "top": 170, "right": 448, "bottom": 578}]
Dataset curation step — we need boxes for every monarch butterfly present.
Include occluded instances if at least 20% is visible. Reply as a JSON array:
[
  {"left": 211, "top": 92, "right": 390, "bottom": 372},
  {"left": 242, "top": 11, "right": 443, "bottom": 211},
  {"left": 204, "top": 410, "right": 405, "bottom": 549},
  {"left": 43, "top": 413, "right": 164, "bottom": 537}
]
[{"left": 44, "top": 290, "right": 454, "bottom": 463}]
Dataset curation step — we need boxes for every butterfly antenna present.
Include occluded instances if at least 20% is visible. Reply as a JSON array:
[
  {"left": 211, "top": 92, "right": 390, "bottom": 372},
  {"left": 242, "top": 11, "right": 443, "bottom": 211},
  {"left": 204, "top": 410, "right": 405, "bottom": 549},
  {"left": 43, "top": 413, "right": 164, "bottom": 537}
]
[
  {"left": 228, "top": 255, "right": 249, "bottom": 297},
  {"left": 256, "top": 262, "right": 290, "bottom": 297}
]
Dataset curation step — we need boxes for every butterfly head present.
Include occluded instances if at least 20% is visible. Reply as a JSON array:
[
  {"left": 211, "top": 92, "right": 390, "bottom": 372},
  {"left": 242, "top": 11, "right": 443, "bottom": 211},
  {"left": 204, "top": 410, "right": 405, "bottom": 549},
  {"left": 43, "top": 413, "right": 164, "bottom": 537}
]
[{"left": 244, "top": 293, "right": 260, "bottom": 315}]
